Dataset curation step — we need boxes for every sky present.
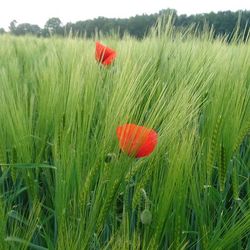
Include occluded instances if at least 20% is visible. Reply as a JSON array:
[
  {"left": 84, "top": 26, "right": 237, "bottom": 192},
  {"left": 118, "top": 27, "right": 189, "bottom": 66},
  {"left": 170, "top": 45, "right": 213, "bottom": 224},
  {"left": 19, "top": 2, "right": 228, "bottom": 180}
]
[{"left": 1, "top": 0, "right": 250, "bottom": 30}]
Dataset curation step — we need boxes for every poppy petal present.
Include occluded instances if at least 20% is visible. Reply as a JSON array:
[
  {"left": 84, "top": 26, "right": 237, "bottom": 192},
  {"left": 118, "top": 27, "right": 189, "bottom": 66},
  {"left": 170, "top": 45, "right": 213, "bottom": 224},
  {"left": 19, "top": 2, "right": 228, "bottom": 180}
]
[
  {"left": 116, "top": 124, "right": 158, "bottom": 158},
  {"left": 95, "top": 41, "right": 116, "bottom": 66},
  {"left": 103, "top": 53, "right": 117, "bottom": 65}
]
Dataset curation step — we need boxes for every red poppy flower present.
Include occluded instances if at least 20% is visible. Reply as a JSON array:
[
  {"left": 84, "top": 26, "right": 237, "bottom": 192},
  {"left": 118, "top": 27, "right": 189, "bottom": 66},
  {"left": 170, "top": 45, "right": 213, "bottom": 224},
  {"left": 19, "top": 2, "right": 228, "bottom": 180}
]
[
  {"left": 116, "top": 124, "right": 158, "bottom": 158},
  {"left": 95, "top": 41, "right": 116, "bottom": 66}
]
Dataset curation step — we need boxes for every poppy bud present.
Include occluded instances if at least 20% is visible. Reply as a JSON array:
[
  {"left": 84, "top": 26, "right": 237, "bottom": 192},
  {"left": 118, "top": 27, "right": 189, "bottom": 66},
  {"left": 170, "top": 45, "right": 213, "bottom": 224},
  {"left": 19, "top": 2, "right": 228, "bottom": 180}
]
[{"left": 141, "top": 209, "right": 152, "bottom": 225}]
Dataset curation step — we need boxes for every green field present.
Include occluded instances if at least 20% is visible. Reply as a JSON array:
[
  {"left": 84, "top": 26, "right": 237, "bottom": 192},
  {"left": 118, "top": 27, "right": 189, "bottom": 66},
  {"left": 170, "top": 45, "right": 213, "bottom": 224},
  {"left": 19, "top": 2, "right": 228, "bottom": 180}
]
[{"left": 0, "top": 22, "right": 249, "bottom": 250}]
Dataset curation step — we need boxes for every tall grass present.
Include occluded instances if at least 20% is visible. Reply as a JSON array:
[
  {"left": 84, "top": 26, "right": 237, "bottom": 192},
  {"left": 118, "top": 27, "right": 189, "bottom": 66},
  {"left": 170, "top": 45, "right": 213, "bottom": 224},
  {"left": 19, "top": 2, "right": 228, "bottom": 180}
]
[{"left": 0, "top": 21, "right": 249, "bottom": 250}]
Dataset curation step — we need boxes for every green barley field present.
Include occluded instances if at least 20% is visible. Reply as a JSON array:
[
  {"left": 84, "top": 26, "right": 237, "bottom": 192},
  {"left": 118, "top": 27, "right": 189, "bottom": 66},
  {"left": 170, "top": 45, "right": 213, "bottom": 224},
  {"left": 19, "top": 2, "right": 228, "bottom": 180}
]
[{"left": 0, "top": 21, "right": 249, "bottom": 250}]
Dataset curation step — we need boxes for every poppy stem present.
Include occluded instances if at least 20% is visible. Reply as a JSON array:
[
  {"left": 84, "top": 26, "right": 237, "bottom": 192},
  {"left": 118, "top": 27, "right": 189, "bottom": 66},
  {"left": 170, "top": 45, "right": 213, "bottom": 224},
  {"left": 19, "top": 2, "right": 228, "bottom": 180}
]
[
  {"left": 118, "top": 149, "right": 122, "bottom": 159},
  {"left": 141, "top": 188, "right": 150, "bottom": 210}
]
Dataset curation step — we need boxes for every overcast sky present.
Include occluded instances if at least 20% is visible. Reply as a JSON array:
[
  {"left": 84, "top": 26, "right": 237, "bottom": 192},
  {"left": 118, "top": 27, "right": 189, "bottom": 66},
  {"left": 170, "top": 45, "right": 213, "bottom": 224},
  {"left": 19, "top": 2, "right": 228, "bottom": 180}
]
[{"left": 1, "top": 0, "right": 250, "bottom": 30}]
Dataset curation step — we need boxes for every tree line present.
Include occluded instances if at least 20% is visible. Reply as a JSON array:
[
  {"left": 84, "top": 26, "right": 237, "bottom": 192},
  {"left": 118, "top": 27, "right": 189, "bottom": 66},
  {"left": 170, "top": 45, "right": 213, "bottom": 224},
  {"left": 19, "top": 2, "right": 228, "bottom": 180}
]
[{"left": 0, "top": 9, "right": 249, "bottom": 39}]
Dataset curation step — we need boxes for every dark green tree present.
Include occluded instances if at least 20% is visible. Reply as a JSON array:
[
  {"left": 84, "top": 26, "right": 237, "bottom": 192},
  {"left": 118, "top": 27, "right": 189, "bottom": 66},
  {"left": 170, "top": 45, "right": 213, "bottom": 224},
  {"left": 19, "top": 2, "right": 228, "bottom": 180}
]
[
  {"left": 0, "top": 28, "right": 5, "bottom": 35},
  {"left": 5, "top": 9, "right": 250, "bottom": 41},
  {"left": 13, "top": 23, "right": 41, "bottom": 36},
  {"left": 44, "top": 17, "right": 63, "bottom": 36},
  {"left": 9, "top": 20, "right": 17, "bottom": 34}
]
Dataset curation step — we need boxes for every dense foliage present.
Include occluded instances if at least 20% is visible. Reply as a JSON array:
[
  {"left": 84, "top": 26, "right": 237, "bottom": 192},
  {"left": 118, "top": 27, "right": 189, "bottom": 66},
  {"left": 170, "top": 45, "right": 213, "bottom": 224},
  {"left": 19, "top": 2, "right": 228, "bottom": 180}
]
[
  {"left": 1, "top": 9, "right": 250, "bottom": 39},
  {"left": 0, "top": 21, "right": 249, "bottom": 249}
]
